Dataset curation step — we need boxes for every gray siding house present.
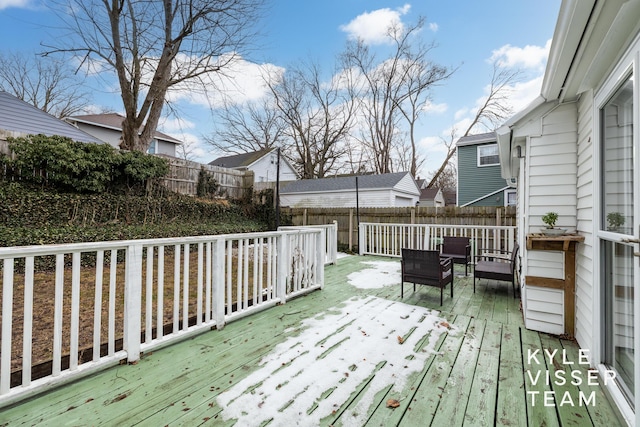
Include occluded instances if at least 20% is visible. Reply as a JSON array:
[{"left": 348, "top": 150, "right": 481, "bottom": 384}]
[
  {"left": 0, "top": 91, "right": 103, "bottom": 146},
  {"left": 457, "top": 132, "right": 515, "bottom": 207},
  {"left": 65, "top": 113, "right": 181, "bottom": 157},
  {"left": 280, "top": 172, "right": 420, "bottom": 208}
]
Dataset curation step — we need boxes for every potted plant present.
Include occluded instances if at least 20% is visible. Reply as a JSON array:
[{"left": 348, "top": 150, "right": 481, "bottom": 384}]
[
  {"left": 606, "top": 212, "right": 625, "bottom": 232},
  {"left": 541, "top": 212, "right": 566, "bottom": 236}
]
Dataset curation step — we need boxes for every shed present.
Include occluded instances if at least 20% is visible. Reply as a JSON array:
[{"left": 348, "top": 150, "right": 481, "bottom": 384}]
[{"left": 280, "top": 172, "right": 420, "bottom": 208}]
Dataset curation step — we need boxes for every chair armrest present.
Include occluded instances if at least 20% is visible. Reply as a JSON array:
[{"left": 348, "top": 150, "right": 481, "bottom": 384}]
[{"left": 439, "top": 256, "right": 453, "bottom": 269}]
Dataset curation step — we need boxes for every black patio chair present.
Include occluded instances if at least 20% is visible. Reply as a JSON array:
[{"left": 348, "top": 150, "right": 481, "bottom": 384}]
[
  {"left": 439, "top": 236, "right": 472, "bottom": 275},
  {"left": 401, "top": 248, "right": 454, "bottom": 305},
  {"left": 473, "top": 243, "right": 520, "bottom": 298}
]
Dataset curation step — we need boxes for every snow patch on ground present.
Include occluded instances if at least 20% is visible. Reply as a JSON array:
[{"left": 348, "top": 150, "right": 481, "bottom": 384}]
[
  {"left": 347, "top": 261, "right": 401, "bottom": 289},
  {"left": 216, "top": 295, "right": 457, "bottom": 426}
]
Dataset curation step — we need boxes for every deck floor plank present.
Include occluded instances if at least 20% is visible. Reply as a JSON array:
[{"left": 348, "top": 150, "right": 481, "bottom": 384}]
[
  {"left": 431, "top": 317, "right": 485, "bottom": 427},
  {"left": 0, "top": 254, "right": 625, "bottom": 427},
  {"left": 496, "top": 323, "right": 528, "bottom": 427},
  {"left": 462, "top": 319, "right": 502, "bottom": 426},
  {"left": 393, "top": 315, "right": 472, "bottom": 425},
  {"left": 521, "top": 326, "right": 561, "bottom": 427}
]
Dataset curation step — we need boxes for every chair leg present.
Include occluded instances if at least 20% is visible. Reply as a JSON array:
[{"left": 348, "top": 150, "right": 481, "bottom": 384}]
[
  {"left": 451, "top": 279, "right": 454, "bottom": 299},
  {"left": 473, "top": 275, "right": 476, "bottom": 293},
  {"left": 440, "top": 286, "right": 443, "bottom": 306},
  {"left": 401, "top": 281, "right": 404, "bottom": 298}
]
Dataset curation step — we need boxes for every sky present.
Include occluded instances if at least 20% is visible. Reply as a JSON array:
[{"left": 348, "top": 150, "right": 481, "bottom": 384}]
[
  {"left": 216, "top": 258, "right": 460, "bottom": 426},
  {"left": 0, "top": 0, "right": 560, "bottom": 178}
]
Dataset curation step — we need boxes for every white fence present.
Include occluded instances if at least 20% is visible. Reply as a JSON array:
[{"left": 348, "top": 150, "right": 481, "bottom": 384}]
[
  {"left": 358, "top": 223, "right": 516, "bottom": 259},
  {"left": 278, "top": 222, "right": 339, "bottom": 266},
  {"left": 0, "top": 228, "right": 325, "bottom": 407}
]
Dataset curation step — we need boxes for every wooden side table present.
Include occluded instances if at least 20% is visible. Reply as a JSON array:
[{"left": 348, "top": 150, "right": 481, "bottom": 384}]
[{"left": 525, "top": 233, "right": 585, "bottom": 336}]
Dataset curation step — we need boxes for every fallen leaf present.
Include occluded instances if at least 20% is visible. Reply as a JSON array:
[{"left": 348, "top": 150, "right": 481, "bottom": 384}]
[
  {"left": 386, "top": 399, "right": 401, "bottom": 408},
  {"left": 440, "top": 321, "right": 450, "bottom": 329},
  {"left": 397, "top": 336, "right": 404, "bottom": 344}
]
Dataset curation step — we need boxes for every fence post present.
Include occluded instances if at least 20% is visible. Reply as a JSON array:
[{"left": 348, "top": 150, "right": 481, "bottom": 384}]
[
  {"left": 358, "top": 223, "right": 365, "bottom": 255},
  {"left": 316, "top": 230, "right": 325, "bottom": 289},
  {"left": 349, "top": 209, "right": 353, "bottom": 251},
  {"left": 124, "top": 244, "right": 143, "bottom": 363},
  {"left": 331, "top": 220, "right": 338, "bottom": 264},
  {"left": 277, "top": 232, "right": 289, "bottom": 303},
  {"left": 213, "top": 239, "right": 226, "bottom": 330}
]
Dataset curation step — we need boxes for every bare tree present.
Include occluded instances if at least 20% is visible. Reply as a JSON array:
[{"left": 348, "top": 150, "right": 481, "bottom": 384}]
[
  {"left": 0, "top": 51, "right": 91, "bottom": 118},
  {"left": 46, "top": 0, "right": 265, "bottom": 152},
  {"left": 268, "top": 61, "right": 358, "bottom": 178},
  {"left": 205, "top": 97, "right": 286, "bottom": 154},
  {"left": 343, "top": 18, "right": 452, "bottom": 175},
  {"left": 427, "top": 62, "right": 521, "bottom": 188}
]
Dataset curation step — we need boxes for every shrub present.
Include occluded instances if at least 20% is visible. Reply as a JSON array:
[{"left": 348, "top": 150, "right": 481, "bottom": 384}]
[{"left": 6, "top": 134, "right": 168, "bottom": 194}]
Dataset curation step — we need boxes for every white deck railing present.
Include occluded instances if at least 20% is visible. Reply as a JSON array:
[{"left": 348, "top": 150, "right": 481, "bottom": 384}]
[
  {"left": 278, "top": 222, "right": 338, "bottom": 265},
  {"left": 358, "top": 223, "right": 516, "bottom": 259},
  {"left": 0, "top": 228, "right": 326, "bottom": 407}
]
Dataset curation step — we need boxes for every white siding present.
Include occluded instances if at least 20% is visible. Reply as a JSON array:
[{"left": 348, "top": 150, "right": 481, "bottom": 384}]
[
  {"left": 280, "top": 189, "right": 392, "bottom": 208},
  {"left": 522, "top": 102, "right": 579, "bottom": 336},
  {"left": 574, "top": 91, "right": 595, "bottom": 352},
  {"left": 393, "top": 173, "right": 420, "bottom": 195},
  {"left": 251, "top": 154, "right": 298, "bottom": 183},
  {"left": 525, "top": 286, "right": 564, "bottom": 335},
  {"left": 526, "top": 103, "right": 579, "bottom": 233}
]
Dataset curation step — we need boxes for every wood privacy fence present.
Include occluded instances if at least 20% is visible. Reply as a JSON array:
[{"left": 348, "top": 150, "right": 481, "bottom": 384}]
[
  {"left": 281, "top": 206, "right": 516, "bottom": 251},
  {"left": 156, "top": 155, "right": 254, "bottom": 199}
]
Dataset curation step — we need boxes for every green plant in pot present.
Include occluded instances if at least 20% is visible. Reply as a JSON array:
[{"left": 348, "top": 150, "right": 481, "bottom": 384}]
[
  {"left": 541, "top": 211, "right": 566, "bottom": 236},
  {"left": 606, "top": 212, "right": 625, "bottom": 232}
]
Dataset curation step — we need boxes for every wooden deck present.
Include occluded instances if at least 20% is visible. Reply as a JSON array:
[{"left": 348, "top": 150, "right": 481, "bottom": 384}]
[{"left": 0, "top": 255, "right": 624, "bottom": 426}]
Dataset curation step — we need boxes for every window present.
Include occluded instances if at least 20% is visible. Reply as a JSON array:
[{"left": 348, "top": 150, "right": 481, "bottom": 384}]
[
  {"left": 477, "top": 144, "right": 499, "bottom": 166},
  {"left": 147, "top": 140, "right": 157, "bottom": 154},
  {"left": 504, "top": 189, "right": 517, "bottom": 206}
]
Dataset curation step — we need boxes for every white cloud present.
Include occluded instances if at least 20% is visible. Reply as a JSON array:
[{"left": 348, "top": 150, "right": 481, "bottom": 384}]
[
  {"left": 489, "top": 39, "right": 551, "bottom": 70},
  {"left": 420, "top": 135, "right": 449, "bottom": 155},
  {"left": 340, "top": 5, "right": 411, "bottom": 45},
  {"left": 167, "top": 54, "right": 285, "bottom": 109},
  {"left": 423, "top": 100, "right": 447, "bottom": 114},
  {"left": 429, "top": 22, "right": 439, "bottom": 32},
  {"left": 0, "top": 0, "right": 32, "bottom": 10},
  {"left": 454, "top": 108, "right": 468, "bottom": 121}
]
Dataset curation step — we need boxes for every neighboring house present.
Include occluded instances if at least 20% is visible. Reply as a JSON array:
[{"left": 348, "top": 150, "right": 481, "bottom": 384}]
[
  {"left": 65, "top": 113, "right": 181, "bottom": 157},
  {"left": 209, "top": 149, "right": 298, "bottom": 183},
  {"left": 457, "top": 132, "right": 516, "bottom": 207},
  {"left": 0, "top": 91, "right": 103, "bottom": 146},
  {"left": 496, "top": 1, "right": 640, "bottom": 422},
  {"left": 415, "top": 178, "right": 428, "bottom": 190},
  {"left": 280, "top": 172, "right": 420, "bottom": 208},
  {"left": 418, "top": 188, "right": 445, "bottom": 207}
]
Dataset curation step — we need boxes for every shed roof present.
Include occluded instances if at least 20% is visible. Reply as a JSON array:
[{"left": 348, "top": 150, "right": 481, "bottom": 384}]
[
  {"left": 209, "top": 149, "right": 272, "bottom": 168},
  {"left": 67, "top": 113, "right": 182, "bottom": 144},
  {"left": 281, "top": 172, "right": 412, "bottom": 194},
  {"left": 0, "top": 92, "right": 104, "bottom": 144}
]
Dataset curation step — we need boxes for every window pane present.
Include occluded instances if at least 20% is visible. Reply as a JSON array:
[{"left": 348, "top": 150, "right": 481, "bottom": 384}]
[
  {"left": 601, "top": 77, "right": 634, "bottom": 233},
  {"left": 478, "top": 144, "right": 499, "bottom": 166},
  {"left": 603, "top": 241, "right": 635, "bottom": 404}
]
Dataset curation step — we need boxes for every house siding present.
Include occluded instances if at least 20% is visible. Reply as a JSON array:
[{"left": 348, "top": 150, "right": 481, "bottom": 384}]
[
  {"left": 574, "top": 91, "right": 595, "bottom": 353},
  {"left": 457, "top": 143, "right": 506, "bottom": 206},
  {"left": 280, "top": 189, "right": 394, "bottom": 208},
  {"left": 523, "top": 102, "right": 579, "bottom": 335},
  {"left": 250, "top": 154, "right": 298, "bottom": 183}
]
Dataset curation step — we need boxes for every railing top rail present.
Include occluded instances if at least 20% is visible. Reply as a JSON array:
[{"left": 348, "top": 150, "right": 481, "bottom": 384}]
[
  {"left": 0, "top": 228, "right": 322, "bottom": 258},
  {"left": 359, "top": 222, "right": 516, "bottom": 230}
]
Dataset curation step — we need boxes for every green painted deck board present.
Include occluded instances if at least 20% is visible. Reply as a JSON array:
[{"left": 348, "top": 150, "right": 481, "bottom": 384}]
[{"left": 0, "top": 255, "right": 623, "bottom": 426}]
